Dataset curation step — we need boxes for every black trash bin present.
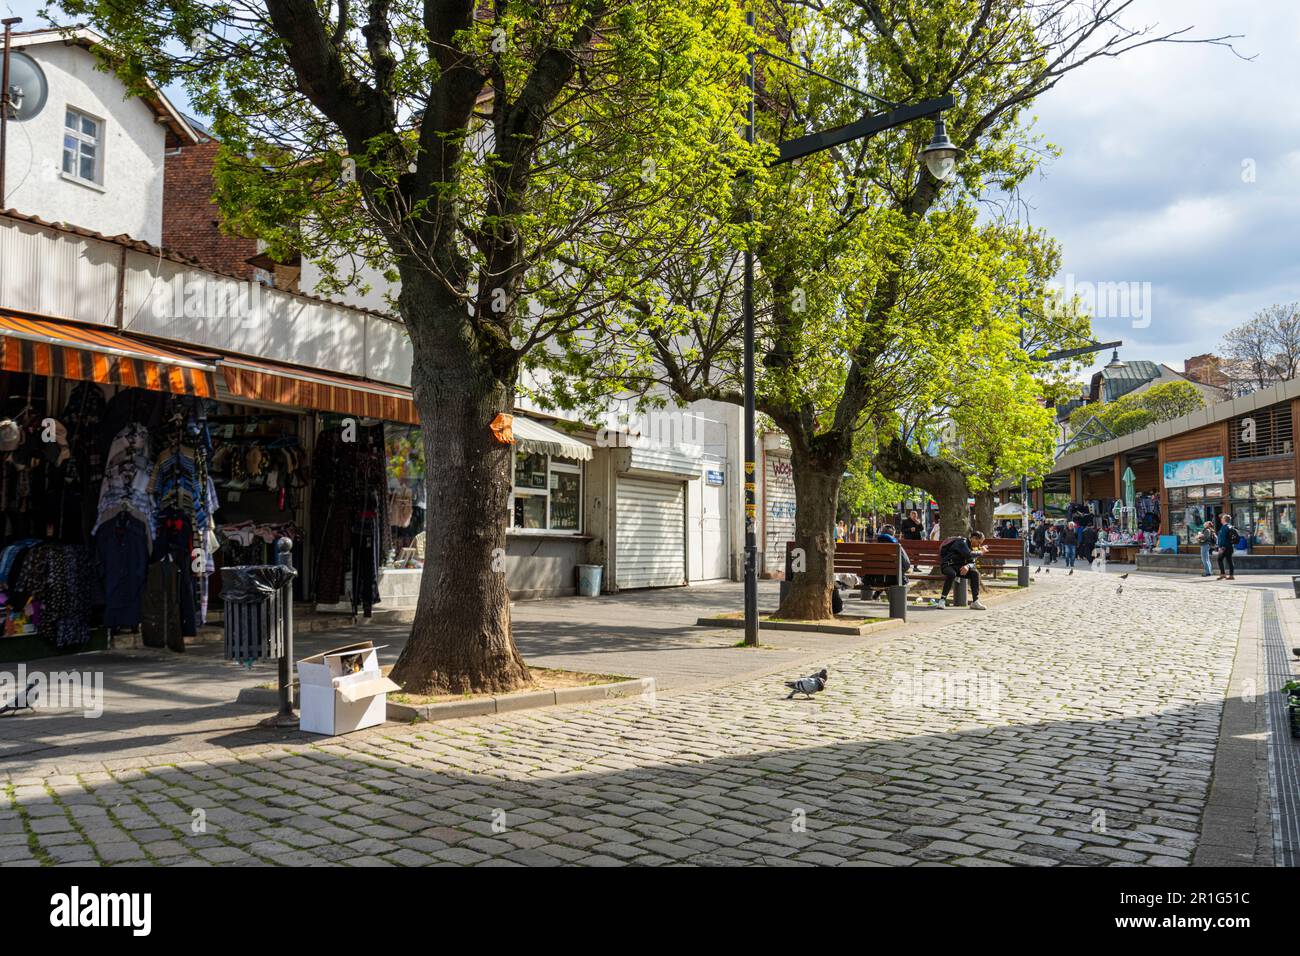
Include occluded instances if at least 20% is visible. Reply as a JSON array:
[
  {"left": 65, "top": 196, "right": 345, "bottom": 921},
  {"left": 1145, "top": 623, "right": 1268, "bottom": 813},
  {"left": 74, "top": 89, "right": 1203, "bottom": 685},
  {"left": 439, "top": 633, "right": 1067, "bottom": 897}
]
[{"left": 221, "top": 565, "right": 297, "bottom": 665}]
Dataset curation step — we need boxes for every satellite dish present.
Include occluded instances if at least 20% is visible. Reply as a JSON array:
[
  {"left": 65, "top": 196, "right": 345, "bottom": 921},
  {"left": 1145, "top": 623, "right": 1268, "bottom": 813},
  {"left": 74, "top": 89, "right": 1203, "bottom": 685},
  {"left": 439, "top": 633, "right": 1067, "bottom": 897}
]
[{"left": 5, "top": 51, "right": 48, "bottom": 122}]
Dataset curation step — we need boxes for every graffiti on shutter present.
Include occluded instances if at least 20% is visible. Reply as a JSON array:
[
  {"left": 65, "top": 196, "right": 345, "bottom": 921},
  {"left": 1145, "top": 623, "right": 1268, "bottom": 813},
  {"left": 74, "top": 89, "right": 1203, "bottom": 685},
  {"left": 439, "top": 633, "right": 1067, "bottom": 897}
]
[{"left": 764, "top": 454, "right": 796, "bottom": 575}]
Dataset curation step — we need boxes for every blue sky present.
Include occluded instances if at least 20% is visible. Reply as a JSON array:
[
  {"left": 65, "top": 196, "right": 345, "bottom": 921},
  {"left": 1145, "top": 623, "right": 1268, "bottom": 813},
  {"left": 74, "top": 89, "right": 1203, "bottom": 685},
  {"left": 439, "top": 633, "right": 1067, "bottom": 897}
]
[{"left": 4, "top": 0, "right": 1293, "bottom": 377}]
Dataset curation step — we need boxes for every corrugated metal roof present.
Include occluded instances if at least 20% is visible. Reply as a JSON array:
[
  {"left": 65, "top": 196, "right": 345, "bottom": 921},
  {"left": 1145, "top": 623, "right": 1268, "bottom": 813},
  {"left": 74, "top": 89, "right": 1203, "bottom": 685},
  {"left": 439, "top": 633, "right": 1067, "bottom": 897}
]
[
  {"left": 0, "top": 209, "right": 396, "bottom": 321},
  {"left": 1099, "top": 360, "right": 1161, "bottom": 402}
]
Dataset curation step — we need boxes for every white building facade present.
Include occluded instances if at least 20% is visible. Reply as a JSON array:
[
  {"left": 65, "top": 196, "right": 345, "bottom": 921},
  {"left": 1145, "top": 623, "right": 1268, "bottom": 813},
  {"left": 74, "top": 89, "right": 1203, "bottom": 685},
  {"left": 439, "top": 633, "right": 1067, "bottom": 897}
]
[{"left": 2, "top": 28, "right": 196, "bottom": 245}]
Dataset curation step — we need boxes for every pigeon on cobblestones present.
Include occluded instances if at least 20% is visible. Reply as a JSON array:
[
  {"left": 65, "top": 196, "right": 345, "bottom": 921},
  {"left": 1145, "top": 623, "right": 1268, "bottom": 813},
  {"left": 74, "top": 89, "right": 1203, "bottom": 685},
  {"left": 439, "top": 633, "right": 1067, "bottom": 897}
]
[
  {"left": 1119, "top": 573, "right": 1130, "bottom": 580},
  {"left": 784, "top": 668, "right": 828, "bottom": 700},
  {"left": 1068, "top": 568, "right": 1074, "bottom": 575},
  {"left": 1116, "top": 583, "right": 1124, "bottom": 595}
]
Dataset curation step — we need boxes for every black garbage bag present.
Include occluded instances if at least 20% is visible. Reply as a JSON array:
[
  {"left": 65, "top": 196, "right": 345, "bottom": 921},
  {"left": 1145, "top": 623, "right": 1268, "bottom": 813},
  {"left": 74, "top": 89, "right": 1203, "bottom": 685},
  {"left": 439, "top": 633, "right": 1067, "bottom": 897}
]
[{"left": 220, "top": 565, "right": 297, "bottom": 603}]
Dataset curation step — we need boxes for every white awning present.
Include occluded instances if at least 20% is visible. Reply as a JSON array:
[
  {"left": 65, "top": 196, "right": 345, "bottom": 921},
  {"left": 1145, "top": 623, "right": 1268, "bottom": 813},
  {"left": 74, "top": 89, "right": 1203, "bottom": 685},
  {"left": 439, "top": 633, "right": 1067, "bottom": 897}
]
[{"left": 513, "top": 416, "right": 592, "bottom": 461}]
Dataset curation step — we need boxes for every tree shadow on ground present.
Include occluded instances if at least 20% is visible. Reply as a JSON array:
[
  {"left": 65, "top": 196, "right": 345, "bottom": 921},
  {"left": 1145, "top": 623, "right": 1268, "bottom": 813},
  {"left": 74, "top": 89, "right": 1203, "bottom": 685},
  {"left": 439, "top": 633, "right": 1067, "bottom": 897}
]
[{"left": 10, "top": 691, "right": 1255, "bottom": 868}]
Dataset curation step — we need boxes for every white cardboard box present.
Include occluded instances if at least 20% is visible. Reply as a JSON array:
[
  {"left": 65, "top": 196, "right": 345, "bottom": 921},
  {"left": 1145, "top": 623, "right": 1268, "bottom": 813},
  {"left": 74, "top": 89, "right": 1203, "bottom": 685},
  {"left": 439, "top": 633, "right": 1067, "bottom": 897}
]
[{"left": 296, "top": 641, "right": 401, "bottom": 736}]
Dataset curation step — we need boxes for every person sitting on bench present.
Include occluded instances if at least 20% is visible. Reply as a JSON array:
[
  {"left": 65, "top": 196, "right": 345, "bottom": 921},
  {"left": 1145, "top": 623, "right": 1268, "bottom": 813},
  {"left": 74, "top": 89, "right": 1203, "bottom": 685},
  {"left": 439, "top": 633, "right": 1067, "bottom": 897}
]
[
  {"left": 860, "top": 525, "right": 911, "bottom": 600},
  {"left": 937, "top": 530, "right": 987, "bottom": 610}
]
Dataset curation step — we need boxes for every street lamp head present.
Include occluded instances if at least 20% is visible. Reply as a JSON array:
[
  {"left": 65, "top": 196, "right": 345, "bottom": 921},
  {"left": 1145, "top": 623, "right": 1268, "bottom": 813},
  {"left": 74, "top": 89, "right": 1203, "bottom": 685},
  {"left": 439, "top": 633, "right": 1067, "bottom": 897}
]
[
  {"left": 1104, "top": 349, "right": 1126, "bottom": 371},
  {"left": 921, "top": 113, "right": 962, "bottom": 181}
]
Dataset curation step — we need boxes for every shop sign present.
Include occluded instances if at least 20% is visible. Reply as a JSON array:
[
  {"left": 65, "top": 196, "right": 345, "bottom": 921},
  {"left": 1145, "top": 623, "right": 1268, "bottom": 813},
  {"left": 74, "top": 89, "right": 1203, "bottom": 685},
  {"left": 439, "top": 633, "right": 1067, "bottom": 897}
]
[{"left": 1163, "top": 456, "right": 1224, "bottom": 489}]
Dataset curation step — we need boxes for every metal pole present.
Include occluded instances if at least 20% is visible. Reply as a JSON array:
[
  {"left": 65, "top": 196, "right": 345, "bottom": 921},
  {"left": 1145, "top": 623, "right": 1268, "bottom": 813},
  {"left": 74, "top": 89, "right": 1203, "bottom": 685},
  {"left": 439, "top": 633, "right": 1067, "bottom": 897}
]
[
  {"left": 742, "top": 9, "right": 758, "bottom": 648},
  {"left": 0, "top": 18, "right": 19, "bottom": 209},
  {"left": 1022, "top": 474, "right": 1029, "bottom": 540},
  {"left": 275, "top": 536, "right": 296, "bottom": 721}
]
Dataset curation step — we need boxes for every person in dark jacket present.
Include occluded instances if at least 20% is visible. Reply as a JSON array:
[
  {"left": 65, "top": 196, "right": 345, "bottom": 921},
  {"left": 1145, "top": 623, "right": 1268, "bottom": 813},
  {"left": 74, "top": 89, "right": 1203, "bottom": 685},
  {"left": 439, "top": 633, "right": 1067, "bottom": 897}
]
[
  {"left": 900, "top": 510, "right": 924, "bottom": 540},
  {"left": 1216, "top": 514, "right": 1238, "bottom": 580},
  {"left": 936, "top": 531, "right": 987, "bottom": 610},
  {"left": 861, "top": 525, "right": 912, "bottom": 599},
  {"left": 1060, "top": 521, "right": 1079, "bottom": 568},
  {"left": 1079, "top": 524, "right": 1098, "bottom": 563},
  {"left": 1031, "top": 520, "right": 1047, "bottom": 558},
  {"left": 1043, "top": 524, "right": 1060, "bottom": 564}
]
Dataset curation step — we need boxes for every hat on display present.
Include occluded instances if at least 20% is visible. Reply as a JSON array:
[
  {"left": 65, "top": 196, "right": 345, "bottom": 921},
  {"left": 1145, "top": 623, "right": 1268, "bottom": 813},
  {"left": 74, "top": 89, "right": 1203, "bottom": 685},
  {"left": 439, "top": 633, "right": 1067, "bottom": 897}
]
[{"left": 0, "top": 420, "right": 21, "bottom": 452}]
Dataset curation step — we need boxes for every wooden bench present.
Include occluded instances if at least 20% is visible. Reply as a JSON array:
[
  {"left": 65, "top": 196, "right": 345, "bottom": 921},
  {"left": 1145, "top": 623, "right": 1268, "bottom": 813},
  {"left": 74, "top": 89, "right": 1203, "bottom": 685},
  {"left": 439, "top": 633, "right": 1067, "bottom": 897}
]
[
  {"left": 780, "top": 540, "right": 909, "bottom": 620},
  {"left": 899, "top": 540, "right": 943, "bottom": 580},
  {"left": 901, "top": 538, "right": 1029, "bottom": 581},
  {"left": 977, "top": 538, "right": 1030, "bottom": 585}
]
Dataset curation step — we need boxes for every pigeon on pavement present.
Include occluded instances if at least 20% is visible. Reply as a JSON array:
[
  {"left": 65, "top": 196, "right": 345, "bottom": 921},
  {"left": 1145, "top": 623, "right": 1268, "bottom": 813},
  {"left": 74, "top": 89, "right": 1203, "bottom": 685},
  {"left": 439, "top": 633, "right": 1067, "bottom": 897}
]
[
  {"left": 1116, "top": 583, "right": 1124, "bottom": 595},
  {"left": 1068, "top": 568, "right": 1074, "bottom": 575},
  {"left": 784, "top": 668, "right": 829, "bottom": 700},
  {"left": 1119, "top": 573, "right": 1130, "bottom": 580},
  {"left": 0, "top": 677, "right": 37, "bottom": 716}
]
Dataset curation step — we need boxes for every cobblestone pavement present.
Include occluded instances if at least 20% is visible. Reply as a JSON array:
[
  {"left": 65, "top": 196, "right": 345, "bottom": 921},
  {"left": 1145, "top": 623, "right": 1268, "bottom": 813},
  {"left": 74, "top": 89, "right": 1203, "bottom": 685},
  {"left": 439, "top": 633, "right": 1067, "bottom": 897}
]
[{"left": 1, "top": 574, "right": 1250, "bottom": 866}]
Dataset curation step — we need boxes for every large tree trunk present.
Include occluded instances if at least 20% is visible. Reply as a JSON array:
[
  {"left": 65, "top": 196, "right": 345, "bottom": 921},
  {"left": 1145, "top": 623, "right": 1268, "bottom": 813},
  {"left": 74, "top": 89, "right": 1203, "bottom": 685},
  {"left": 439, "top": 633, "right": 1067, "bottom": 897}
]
[
  {"left": 875, "top": 438, "right": 972, "bottom": 540},
  {"left": 774, "top": 446, "right": 844, "bottom": 621},
  {"left": 388, "top": 277, "right": 531, "bottom": 696},
  {"left": 972, "top": 490, "right": 995, "bottom": 538}
]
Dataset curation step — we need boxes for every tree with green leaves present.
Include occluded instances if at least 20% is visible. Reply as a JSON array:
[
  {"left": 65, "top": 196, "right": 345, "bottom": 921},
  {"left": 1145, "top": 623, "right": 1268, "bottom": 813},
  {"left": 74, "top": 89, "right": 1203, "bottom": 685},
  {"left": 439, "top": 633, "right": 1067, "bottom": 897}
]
[
  {"left": 54, "top": 0, "right": 757, "bottom": 692},
  {"left": 874, "top": 225, "right": 1090, "bottom": 537},
  {"left": 539, "top": 0, "right": 1236, "bottom": 619}
]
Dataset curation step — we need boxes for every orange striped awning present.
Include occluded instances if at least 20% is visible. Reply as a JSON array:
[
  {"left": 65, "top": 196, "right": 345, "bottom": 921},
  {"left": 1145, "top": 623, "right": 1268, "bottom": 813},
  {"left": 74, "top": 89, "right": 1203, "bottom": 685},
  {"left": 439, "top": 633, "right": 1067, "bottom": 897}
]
[
  {"left": 0, "top": 311, "right": 216, "bottom": 397},
  {"left": 219, "top": 358, "right": 417, "bottom": 424}
]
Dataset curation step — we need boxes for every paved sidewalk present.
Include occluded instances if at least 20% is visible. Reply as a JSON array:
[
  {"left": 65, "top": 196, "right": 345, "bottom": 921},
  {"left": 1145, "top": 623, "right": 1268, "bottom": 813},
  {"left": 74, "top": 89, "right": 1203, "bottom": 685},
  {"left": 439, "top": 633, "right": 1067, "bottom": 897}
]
[
  {"left": 0, "top": 577, "right": 1043, "bottom": 772},
  {"left": 0, "top": 573, "right": 1254, "bottom": 866}
]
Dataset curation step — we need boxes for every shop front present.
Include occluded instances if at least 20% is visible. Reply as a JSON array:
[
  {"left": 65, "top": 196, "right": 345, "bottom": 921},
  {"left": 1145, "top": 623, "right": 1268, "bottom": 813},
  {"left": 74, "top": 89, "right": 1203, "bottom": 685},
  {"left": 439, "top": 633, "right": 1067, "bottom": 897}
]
[
  {"left": 1043, "top": 378, "right": 1300, "bottom": 569},
  {"left": 0, "top": 311, "right": 222, "bottom": 660},
  {"left": 505, "top": 417, "right": 593, "bottom": 599}
]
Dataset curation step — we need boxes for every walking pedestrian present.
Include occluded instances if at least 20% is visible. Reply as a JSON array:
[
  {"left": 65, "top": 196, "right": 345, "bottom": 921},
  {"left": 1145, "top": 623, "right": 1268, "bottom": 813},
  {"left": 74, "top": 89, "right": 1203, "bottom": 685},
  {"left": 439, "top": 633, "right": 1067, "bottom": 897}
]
[
  {"left": 1080, "top": 523, "right": 1098, "bottom": 563},
  {"left": 1061, "top": 521, "right": 1079, "bottom": 569},
  {"left": 1216, "top": 514, "right": 1239, "bottom": 580},
  {"left": 1197, "top": 520, "right": 1217, "bottom": 577},
  {"left": 1032, "top": 520, "right": 1046, "bottom": 558}
]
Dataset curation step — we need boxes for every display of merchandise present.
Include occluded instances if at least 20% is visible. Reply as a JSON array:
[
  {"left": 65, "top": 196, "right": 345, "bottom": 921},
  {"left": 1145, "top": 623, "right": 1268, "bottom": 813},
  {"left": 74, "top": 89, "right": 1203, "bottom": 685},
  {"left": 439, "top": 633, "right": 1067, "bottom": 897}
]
[{"left": 312, "top": 421, "right": 390, "bottom": 616}]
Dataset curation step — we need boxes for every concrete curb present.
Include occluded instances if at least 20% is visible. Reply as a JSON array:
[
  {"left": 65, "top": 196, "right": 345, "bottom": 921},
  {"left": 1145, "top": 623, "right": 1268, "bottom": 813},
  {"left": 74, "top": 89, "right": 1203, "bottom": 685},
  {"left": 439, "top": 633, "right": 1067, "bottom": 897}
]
[
  {"left": 1194, "top": 589, "right": 1272, "bottom": 866},
  {"left": 693, "top": 616, "right": 902, "bottom": 636},
  {"left": 386, "top": 677, "right": 656, "bottom": 722}
]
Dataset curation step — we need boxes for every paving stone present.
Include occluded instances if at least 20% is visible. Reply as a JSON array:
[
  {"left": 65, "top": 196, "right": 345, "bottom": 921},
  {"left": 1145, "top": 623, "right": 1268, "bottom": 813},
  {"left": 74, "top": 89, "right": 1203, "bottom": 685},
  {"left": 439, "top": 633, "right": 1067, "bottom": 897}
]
[{"left": 2, "top": 575, "right": 1248, "bottom": 868}]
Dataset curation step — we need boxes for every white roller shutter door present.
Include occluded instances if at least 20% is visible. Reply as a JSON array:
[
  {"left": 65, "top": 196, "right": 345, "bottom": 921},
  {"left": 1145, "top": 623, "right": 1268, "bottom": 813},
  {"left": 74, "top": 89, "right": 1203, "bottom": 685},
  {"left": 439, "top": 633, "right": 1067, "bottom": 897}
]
[
  {"left": 616, "top": 477, "right": 686, "bottom": 589},
  {"left": 764, "top": 452, "right": 796, "bottom": 575}
]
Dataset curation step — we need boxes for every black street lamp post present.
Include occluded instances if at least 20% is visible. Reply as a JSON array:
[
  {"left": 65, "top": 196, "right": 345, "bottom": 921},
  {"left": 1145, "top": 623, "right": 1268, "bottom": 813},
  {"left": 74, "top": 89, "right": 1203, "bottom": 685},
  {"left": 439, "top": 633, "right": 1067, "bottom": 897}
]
[{"left": 740, "top": 24, "right": 958, "bottom": 647}]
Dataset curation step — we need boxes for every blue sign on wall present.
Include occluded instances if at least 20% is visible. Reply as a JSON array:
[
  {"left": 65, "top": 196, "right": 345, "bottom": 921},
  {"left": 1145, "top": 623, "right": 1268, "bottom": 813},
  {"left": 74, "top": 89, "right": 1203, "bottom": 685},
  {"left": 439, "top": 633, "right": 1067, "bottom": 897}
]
[
  {"left": 1163, "top": 456, "right": 1224, "bottom": 489},
  {"left": 705, "top": 469, "right": 725, "bottom": 486}
]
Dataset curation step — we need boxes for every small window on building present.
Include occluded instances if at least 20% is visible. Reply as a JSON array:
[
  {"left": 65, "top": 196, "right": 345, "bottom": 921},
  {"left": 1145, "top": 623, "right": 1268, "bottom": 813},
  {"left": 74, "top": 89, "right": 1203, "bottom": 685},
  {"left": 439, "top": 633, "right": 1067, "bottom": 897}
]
[
  {"left": 1230, "top": 405, "right": 1293, "bottom": 459},
  {"left": 62, "top": 108, "right": 103, "bottom": 185},
  {"left": 510, "top": 453, "right": 582, "bottom": 533}
]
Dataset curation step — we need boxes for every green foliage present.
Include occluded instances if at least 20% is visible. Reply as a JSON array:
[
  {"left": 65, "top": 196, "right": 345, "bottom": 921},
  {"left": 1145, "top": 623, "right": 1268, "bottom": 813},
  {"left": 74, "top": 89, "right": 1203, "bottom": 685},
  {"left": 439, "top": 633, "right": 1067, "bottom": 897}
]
[
  {"left": 529, "top": 0, "right": 1118, "bottom": 482},
  {"left": 54, "top": 0, "right": 760, "bottom": 377},
  {"left": 838, "top": 429, "right": 915, "bottom": 519},
  {"left": 1067, "top": 379, "right": 1206, "bottom": 448}
]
